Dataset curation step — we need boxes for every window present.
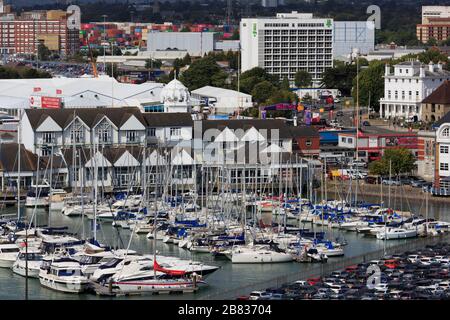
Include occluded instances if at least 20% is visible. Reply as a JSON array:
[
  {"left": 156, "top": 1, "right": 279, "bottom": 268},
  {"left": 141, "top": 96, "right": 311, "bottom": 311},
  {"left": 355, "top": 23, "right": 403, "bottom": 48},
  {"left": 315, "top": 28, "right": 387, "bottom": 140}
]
[
  {"left": 70, "top": 122, "right": 84, "bottom": 143},
  {"left": 440, "top": 163, "right": 449, "bottom": 171},
  {"left": 170, "top": 127, "right": 181, "bottom": 137},
  {"left": 96, "top": 121, "right": 111, "bottom": 144},
  {"left": 305, "top": 140, "right": 312, "bottom": 147},
  {"left": 41, "top": 148, "right": 52, "bottom": 156},
  {"left": 442, "top": 127, "right": 450, "bottom": 137},
  {"left": 440, "top": 146, "right": 449, "bottom": 154},
  {"left": 42, "top": 132, "right": 55, "bottom": 144},
  {"left": 126, "top": 131, "right": 137, "bottom": 143},
  {"left": 148, "top": 128, "right": 156, "bottom": 137}
]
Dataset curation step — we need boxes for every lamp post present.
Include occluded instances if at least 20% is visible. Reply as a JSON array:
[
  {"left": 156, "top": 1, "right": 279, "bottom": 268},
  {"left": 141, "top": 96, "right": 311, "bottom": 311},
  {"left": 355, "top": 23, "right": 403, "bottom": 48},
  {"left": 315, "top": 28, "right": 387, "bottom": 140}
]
[{"left": 102, "top": 15, "right": 108, "bottom": 73}]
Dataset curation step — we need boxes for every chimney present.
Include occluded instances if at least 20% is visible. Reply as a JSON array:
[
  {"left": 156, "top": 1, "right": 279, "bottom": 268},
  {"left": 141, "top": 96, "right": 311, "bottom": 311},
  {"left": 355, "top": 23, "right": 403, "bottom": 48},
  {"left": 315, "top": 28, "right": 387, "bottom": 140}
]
[
  {"left": 428, "top": 61, "right": 434, "bottom": 73},
  {"left": 437, "top": 62, "right": 443, "bottom": 71},
  {"left": 420, "top": 64, "right": 425, "bottom": 77},
  {"left": 385, "top": 64, "right": 390, "bottom": 76}
]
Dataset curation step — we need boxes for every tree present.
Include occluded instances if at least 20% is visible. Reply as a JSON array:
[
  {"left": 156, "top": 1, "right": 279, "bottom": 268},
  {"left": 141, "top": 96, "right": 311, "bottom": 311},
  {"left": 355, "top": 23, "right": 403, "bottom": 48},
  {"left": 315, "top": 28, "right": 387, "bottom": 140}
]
[
  {"left": 239, "top": 67, "right": 279, "bottom": 94},
  {"left": 180, "top": 56, "right": 228, "bottom": 90},
  {"left": 417, "top": 48, "right": 449, "bottom": 65},
  {"left": 352, "top": 60, "right": 385, "bottom": 112},
  {"left": 251, "top": 81, "right": 276, "bottom": 104},
  {"left": 180, "top": 26, "right": 191, "bottom": 32},
  {"left": 369, "top": 148, "right": 416, "bottom": 176},
  {"left": 280, "top": 76, "right": 291, "bottom": 91},
  {"left": 294, "top": 70, "right": 312, "bottom": 88},
  {"left": 38, "top": 43, "right": 51, "bottom": 61},
  {"left": 427, "top": 37, "right": 438, "bottom": 47},
  {"left": 321, "top": 62, "right": 356, "bottom": 96},
  {"left": 145, "top": 59, "right": 162, "bottom": 69}
]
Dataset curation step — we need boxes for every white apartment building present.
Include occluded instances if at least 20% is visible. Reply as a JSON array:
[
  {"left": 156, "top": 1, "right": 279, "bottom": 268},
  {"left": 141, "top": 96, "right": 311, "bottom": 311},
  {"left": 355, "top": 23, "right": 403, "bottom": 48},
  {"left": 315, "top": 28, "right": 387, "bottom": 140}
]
[
  {"left": 435, "top": 115, "right": 450, "bottom": 194},
  {"left": 379, "top": 61, "right": 450, "bottom": 120},
  {"left": 240, "top": 12, "right": 334, "bottom": 86}
]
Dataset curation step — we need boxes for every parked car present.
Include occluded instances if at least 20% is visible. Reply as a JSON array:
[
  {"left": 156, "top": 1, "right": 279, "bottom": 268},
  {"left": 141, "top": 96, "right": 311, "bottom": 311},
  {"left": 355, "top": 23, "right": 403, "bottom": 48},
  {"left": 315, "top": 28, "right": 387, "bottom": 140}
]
[
  {"left": 336, "top": 111, "right": 344, "bottom": 117},
  {"left": 362, "top": 121, "right": 371, "bottom": 126},
  {"left": 249, "top": 291, "right": 271, "bottom": 300},
  {"left": 411, "top": 179, "right": 427, "bottom": 187},
  {"left": 382, "top": 178, "right": 401, "bottom": 186}
]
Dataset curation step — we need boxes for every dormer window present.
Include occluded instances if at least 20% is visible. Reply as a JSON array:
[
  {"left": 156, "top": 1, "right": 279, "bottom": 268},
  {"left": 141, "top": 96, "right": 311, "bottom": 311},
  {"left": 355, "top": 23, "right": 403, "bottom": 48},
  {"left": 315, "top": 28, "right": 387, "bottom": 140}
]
[{"left": 442, "top": 127, "right": 450, "bottom": 138}]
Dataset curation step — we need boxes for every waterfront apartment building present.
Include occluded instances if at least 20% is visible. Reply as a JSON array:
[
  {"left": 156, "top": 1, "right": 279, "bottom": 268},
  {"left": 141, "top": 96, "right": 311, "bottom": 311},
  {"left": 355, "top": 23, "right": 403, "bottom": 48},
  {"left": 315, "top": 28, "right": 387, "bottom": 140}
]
[
  {"left": 240, "top": 12, "right": 334, "bottom": 86},
  {"left": 0, "top": 6, "right": 79, "bottom": 56},
  {"left": 417, "top": 130, "right": 436, "bottom": 182},
  {"left": 379, "top": 61, "right": 450, "bottom": 121},
  {"left": 433, "top": 113, "right": 450, "bottom": 195},
  {"left": 417, "top": 6, "right": 450, "bottom": 44}
]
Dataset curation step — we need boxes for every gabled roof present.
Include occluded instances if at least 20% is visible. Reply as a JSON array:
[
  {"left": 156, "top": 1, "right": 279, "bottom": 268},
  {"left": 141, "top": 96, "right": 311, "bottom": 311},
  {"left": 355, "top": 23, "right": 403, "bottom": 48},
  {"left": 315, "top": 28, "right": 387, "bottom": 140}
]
[
  {"left": 0, "top": 144, "right": 38, "bottom": 172},
  {"left": 422, "top": 80, "right": 450, "bottom": 104},
  {"left": 199, "top": 120, "right": 317, "bottom": 140},
  {"left": 143, "top": 112, "right": 193, "bottom": 127},
  {"left": 25, "top": 107, "right": 147, "bottom": 130}
]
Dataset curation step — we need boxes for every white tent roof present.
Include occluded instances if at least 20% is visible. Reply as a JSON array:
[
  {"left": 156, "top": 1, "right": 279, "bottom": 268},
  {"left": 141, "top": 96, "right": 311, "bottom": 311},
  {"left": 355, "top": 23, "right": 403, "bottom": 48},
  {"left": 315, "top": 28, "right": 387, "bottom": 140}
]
[{"left": 191, "top": 86, "right": 252, "bottom": 99}]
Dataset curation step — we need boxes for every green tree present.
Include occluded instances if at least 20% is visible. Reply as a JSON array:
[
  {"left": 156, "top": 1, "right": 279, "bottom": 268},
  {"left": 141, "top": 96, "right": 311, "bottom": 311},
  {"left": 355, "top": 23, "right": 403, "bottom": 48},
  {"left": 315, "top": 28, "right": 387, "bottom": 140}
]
[
  {"left": 251, "top": 81, "right": 276, "bottom": 104},
  {"left": 320, "top": 62, "right": 356, "bottom": 96},
  {"left": 352, "top": 60, "right": 385, "bottom": 112},
  {"left": 38, "top": 43, "right": 52, "bottom": 61},
  {"left": 280, "top": 76, "right": 291, "bottom": 90},
  {"left": 369, "top": 148, "right": 416, "bottom": 176},
  {"left": 427, "top": 37, "right": 438, "bottom": 47},
  {"left": 180, "top": 56, "right": 228, "bottom": 90},
  {"left": 239, "top": 67, "right": 279, "bottom": 94},
  {"left": 417, "top": 48, "right": 449, "bottom": 65},
  {"left": 145, "top": 59, "right": 162, "bottom": 69},
  {"left": 294, "top": 70, "right": 312, "bottom": 88},
  {"left": 180, "top": 26, "right": 191, "bottom": 32}
]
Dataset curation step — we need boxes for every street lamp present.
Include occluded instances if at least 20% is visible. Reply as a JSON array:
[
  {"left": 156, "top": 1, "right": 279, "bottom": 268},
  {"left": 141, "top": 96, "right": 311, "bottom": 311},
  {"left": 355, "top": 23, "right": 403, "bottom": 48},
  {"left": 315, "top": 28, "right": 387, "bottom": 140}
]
[{"left": 101, "top": 14, "right": 108, "bottom": 73}]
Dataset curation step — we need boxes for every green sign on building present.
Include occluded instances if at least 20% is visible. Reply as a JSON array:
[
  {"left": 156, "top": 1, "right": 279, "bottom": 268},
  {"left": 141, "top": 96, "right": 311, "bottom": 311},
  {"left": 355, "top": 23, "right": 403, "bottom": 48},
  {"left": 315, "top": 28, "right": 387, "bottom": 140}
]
[
  {"left": 325, "top": 19, "right": 332, "bottom": 28},
  {"left": 252, "top": 23, "right": 257, "bottom": 37}
]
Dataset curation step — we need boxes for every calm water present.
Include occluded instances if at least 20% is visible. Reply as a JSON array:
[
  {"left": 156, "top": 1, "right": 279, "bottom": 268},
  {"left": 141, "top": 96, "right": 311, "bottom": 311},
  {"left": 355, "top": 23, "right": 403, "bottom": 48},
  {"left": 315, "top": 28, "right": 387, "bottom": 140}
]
[{"left": 1, "top": 194, "right": 449, "bottom": 300}]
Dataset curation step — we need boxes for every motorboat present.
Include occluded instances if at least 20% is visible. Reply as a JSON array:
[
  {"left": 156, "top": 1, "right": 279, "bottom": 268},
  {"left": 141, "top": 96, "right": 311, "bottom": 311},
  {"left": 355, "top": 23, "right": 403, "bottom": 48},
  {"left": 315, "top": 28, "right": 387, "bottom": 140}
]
[
  {"left": 12, "top": 248, "right": 44, "bottom": 278},
  {"left": 49, "top": 189, "right": 68, "bottom": 211},
  {"left": 39, "top": 258, "right": 90, "bottom": 293},
  {"left": 376, "top": 228, "right": 418, "bottom": 240},
  {"left": 226, "top": 244, "right": 293, "bottom": 264},
  {"left": 25, "top": 190, "right": 49, "bottom": 208},
  {"left": 0, "top": 243, "right": 20, "bottom": 268}
]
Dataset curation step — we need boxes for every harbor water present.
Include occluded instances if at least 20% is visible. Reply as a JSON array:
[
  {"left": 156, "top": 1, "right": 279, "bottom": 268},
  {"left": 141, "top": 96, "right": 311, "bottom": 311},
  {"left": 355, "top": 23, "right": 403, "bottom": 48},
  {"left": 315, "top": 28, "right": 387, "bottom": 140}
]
[{"left": 1, "top": 194, "right": 449, "bottom": 300}]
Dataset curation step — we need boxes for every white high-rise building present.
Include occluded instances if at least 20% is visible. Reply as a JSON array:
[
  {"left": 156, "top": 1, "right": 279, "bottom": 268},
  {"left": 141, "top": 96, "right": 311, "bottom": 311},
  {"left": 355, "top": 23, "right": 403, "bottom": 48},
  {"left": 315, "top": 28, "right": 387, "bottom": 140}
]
[{"left": 240, "top": 12, "right": 334, "bottom": 86}]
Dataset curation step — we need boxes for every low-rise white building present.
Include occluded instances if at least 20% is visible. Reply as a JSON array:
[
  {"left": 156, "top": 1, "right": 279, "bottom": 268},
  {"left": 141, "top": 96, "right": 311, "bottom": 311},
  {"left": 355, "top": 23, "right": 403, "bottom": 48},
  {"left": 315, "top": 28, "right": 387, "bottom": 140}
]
[
  {"left": 379, "top": 61, "right": 450, "bottom": 120},
  {"left": 191, "top": 86, "right": 253, "bottom": 115},
  {"left": 0, "top": 76, "right": 164, "bottom": 117}
]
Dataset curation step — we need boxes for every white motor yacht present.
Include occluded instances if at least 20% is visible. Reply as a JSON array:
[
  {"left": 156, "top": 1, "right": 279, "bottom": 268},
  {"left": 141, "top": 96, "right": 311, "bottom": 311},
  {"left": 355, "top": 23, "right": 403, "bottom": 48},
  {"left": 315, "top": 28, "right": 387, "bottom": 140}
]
[
  {"left": 39, "top": 259, "right": 90, "bottom": 293},
  {"left": 376, "top": 228, "right": 418, "bottom": 240},
  {"left": 12, "top": 248, "right": 44, "bottom": 278},
  {"left": 0, "top": 243, "right": 20, "bottom": 268},
  {"left": 226, "top": 244, "right": 293, "bottom": 264}
]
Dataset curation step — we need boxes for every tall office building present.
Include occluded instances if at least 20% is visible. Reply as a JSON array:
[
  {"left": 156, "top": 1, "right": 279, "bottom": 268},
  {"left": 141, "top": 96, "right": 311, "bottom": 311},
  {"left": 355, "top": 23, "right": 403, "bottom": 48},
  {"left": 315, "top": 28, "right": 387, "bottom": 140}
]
[{"left": 240, "top": 12, "right": 334, "bottom": 86}]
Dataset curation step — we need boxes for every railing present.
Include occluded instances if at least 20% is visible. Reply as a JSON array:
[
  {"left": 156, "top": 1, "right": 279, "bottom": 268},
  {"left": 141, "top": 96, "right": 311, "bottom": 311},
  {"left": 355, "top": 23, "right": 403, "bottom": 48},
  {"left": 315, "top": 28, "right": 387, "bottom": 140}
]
[{"left": 201, "top": 233, "right": 450, "bottom": 300}]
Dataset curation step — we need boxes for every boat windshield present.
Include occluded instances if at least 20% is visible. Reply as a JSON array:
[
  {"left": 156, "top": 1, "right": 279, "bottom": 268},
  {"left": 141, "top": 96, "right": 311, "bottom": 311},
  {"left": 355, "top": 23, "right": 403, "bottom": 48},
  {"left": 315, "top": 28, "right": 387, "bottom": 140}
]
[
  {"left": 57, "top": 269, "right": 82, "bottom": 277},
  {"left": 99, "top": 258, "right": 122, "bottom": 269},
  {"left": 19, "top": 253, "right": 43, "bottom": 261}
]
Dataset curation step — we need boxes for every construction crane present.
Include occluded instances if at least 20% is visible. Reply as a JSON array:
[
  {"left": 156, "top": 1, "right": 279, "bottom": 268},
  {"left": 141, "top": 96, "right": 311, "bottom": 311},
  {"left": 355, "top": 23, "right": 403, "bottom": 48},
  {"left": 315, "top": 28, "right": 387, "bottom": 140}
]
[{"left": 88, "top": 42, "right": 99, "bottom": 78}]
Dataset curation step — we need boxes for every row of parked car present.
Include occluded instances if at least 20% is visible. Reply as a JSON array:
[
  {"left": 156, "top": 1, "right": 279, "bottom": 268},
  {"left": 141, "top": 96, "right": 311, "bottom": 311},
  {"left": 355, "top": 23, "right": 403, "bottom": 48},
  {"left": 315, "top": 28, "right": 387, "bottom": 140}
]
[{"left": 242, "top": 243, "right": 450, "bottom": 300}]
